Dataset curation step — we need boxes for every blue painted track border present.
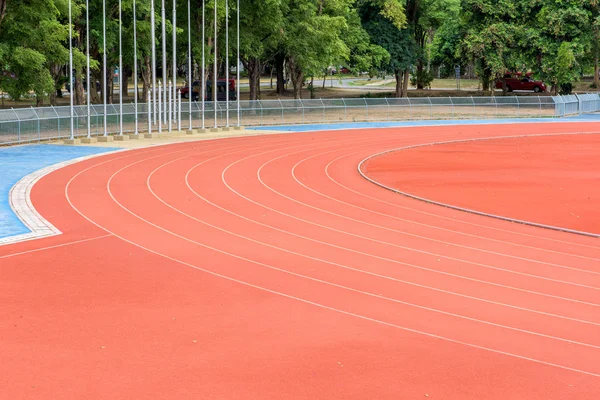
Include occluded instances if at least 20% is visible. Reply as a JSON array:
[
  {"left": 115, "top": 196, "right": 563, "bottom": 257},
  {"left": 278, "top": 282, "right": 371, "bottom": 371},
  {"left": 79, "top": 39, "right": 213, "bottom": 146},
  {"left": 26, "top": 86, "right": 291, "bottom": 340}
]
[{"left": 0, "top": 144, "right": 121, "bottom": 240}]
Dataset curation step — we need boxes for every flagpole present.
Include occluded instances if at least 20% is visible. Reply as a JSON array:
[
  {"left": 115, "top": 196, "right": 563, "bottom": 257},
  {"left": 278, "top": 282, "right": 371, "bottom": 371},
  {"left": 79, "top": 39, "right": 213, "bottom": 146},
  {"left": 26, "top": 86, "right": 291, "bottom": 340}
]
[
  {"left": 225, "top": 0, "right": 229, "bottom": 128},
  {"left": 187, "top": 0, "right": 192, "bottom": 130},
  {"left": 133, "top": 0, "right": 139, "bottom": 135},
  {"left": 103, "top": 0, "right": 107, "bottom": 136},
  {"left": 151, "top": 0, "right": 157, "bottom": 124},
  {"left": 118, "top": 0, "right": 123, "bottom": 136},
  {"left": 213, "top": 0, "right": 217, "bottom": 129},
  {"left": 172, "top": 0, "right": 177, "bottom": 129},
  {"left": 69, "top": 0, "right": 74, "bottom": 140},
  {"left": 162, "top": 0, "right": 167, "bottom": 126},
  {"left": 201, "top": 0, "right": 205, "bottom": 130},
  {"left": 237, "top": 0, "right": 240, "bottom": 127},
  {"left": 86, "top": 0, "right": 91, "bottom": 138}
]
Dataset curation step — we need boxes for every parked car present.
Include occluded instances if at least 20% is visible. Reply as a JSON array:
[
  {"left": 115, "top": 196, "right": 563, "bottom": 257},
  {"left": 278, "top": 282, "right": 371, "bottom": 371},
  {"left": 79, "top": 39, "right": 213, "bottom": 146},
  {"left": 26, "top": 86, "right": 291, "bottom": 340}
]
[
  {"left": 494, "top": 72, "right": 546, "bottom": 92},
  {"left": 181, "top": 79, "right": 237, "bottom": 101}
]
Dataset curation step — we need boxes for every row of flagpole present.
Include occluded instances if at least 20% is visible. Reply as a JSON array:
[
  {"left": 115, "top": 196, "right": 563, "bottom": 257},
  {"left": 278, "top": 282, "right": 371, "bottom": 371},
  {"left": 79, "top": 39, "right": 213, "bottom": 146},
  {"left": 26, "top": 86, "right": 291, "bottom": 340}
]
[{"left": 68, "top": 0, "right": 241, "bottom": 141}]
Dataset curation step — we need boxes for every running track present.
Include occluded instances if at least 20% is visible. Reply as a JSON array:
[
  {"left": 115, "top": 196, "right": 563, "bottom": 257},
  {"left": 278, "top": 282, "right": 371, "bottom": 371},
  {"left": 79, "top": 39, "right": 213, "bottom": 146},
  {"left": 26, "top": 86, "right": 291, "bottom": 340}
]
[{"left": 1, "top": 122, "right": 600, "bottom": 399}]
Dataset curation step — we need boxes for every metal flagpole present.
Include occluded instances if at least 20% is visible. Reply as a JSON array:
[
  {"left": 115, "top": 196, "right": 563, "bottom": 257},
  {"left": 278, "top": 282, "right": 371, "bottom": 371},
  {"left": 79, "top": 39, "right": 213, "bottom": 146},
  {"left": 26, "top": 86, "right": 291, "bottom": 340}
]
[
  {"left": 172, "top": 0, "right": 177, "bottom": 128},
  {"left": 118, "top": 0, "right": 123, "bottom": 135},
  {"left": 225, "top": 0, "right": 229, "bottom": 127},
  {"left": 162, "top": 0, "right": 167, "bottom": 125},
  {"left": 213, "top": 0, "right": 217, "bottom": 128},
  {"left": 69, "top": 0, "right": 74, "bottom": 140},
  {"left": 147, "top": 90, "right": 152, "bottom": 134},
  {"left": 86, "top": 0, "right": 91, "bottom": 138},
  {"left": 151, "top": 0, "right": 157, "bottom": 124},
  {"left": 133, "top": 0, "right": 139, "bottom": 135},
  {"left": 168, "top": 80, "right": 172, "bottom": 131},
  {"left": 201, "top": 0, "right": 205, "bottom": 130},
  {"left": 158, "top": 81, "right": 162, "bottom": 133},
  {"left": 187, "top": 0, "right": 192, "bottom": 130},
  {"left": 237, "top": 0, "right": 240, "bottom": 126},
  {"left": 178, "top": 90, "right": 182, "bottom": 131},
  {"left": 103, "top": 0, "right": 107, "bottom": 136}
]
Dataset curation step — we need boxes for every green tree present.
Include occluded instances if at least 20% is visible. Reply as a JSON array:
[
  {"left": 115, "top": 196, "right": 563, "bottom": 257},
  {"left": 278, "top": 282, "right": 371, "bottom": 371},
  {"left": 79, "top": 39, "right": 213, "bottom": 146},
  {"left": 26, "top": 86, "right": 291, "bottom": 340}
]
[{"left": 0, "top": 0, "right": 84, "bottom": 105}]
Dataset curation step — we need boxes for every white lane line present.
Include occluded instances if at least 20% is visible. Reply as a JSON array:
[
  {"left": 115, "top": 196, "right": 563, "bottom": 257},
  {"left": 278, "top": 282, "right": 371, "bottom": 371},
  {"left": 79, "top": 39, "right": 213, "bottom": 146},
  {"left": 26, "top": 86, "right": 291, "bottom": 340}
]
[
  {"left": 0, "top": 234, "right": 114, "bottom": 258},
  {"left": 290, "top": 147, "right": 600, "bottom": 271},
  {"left": 143, "top": 145, "right": 600, "bottom": 346},
  {"left": 177, "top": 141, "right": 600, "bottom": 324},
  {"left": 185, "top": 138, "right": 600, "bottom": 312},
  {"left": 324, "top": 150, "right": 600, "bottom": 262},
  {"left": 357, "top": 132, "right": 600, "bottom": 239},
  {"left": 2, "top": 150, "right": 123, "bottom": 246},
  {"left": 62, "top": 138, "right": 600, "bottom": 379},
  {"left": 221, "top": 141, "right": 600, "bottom": 306},
  {"left": 250, "top": 147, "right": 600, "bottom": 289}
]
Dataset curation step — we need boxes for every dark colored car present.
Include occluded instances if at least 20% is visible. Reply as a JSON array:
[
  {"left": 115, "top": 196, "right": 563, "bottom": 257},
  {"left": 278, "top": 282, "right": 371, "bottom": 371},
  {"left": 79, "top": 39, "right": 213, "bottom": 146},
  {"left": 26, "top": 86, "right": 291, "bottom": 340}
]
[
  {"left": 181, "top": 79, "right": 237, "bottom": 101},
  {"left": 494, "top": 72, "right": 546, "bottom": 92}
]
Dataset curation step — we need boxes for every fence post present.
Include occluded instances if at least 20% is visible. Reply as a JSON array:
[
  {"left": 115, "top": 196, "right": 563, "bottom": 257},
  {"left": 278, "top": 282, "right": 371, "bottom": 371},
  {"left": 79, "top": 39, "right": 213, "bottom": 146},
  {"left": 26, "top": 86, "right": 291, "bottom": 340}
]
[
  {"left": 428, "top": 97, "right": 433, "bottom": 119},
  {"left": 259, "top": 100, "right": 264, "bottom": 125},
  {"left": 12, "top": 108, "right": 21, "bottom": 143},
  {"left": 407, "top": 97, "right": 412, "bottom": 120},
  {"left": 574, "top": 94, "right": 583, "bottom": 115},
  {"left": 299, "top": 98, "right": 305, "bottom": 124},
  {"left": 493, "top": 96, "right": 498, "bottom": 119},
  {"left": 51, "top": 105, "right": 60, "bottom": 138},
  {"left": 342, "top": 98, "right": 347, "bottom": 120},
  {"left": 277, "top": 99, "right": 284, "bottom": 123},
  {"left": 449, "top": 97, "right": 454, "bottom": 119},
  {"left": 364, "top": 97, "right": 369, "bottom": 121},
  {"left": 470, "top": 96, "right": 475, "bottom": 119},
  {"left": 320, "top": 98, "right": 325, "bottom": 123},
  {"left": 31, "top": 106, "right": 41, "bottom": 142},
  {"left": 385, "top": 97, "right": 390, "bottom": 120}
]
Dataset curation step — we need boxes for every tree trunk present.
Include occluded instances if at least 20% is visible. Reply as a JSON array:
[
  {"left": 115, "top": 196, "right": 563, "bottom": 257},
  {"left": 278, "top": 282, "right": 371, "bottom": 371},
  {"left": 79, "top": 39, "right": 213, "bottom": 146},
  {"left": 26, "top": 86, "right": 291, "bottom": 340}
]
[
  {"left": 287, "top": 56, "right": 303, "bottom": 99},
  {"left": 91, "top": 68, "right": 101, "bottom": 104},
  {"left": 108, "top": 71, "right": 114, "bottom": 104},
  {"left": 0, "top": 0, "right": 6, "bottom": 26},
  {"left": 416, "top": 60, "right": 424, "bottom": 90},
  {"left": 75, "top": 69, "right": 85, "bottom": 105},
  {"left": 481, "top": 65, "right": 491, "bottom": 92},
  {"left": 394, "top": 69, "right": 402, "bottom": 97},
  {"left": 141, "top": 55, "right": 151, "bottom": 102},
  {"left": 244, "top": 57, "right": 261, "bottom": 100},
  {"left": 402, "top": 70, "right": 410, "bottom": 98},
  {"left": 275, "top": 52, "right": 285, "bottom": 95},
  {"left": 122, "top": 66, "right": 131, "bottom": 101}
]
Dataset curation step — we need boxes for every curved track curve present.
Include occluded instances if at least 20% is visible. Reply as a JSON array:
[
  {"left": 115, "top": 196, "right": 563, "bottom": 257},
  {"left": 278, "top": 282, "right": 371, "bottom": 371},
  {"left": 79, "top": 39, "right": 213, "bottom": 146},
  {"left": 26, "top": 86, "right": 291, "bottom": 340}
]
[{"left": 1, "top": 122, "right": 599, "bottom": 399}]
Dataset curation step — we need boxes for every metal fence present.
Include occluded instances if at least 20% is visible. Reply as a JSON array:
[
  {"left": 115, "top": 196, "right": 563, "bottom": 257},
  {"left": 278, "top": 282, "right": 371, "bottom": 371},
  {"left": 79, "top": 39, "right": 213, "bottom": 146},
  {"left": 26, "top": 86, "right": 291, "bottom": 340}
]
[{"left": 0, "top": 94, "right": 598, "bottom": 146}]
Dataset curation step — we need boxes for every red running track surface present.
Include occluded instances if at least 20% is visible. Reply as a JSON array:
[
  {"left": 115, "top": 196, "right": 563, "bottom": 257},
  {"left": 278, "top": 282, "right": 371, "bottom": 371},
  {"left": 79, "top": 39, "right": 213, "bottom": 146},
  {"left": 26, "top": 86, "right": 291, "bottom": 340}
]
[
  {"left": 1, "top": 123, "right": 600, "bottom": 399},
  {"left": 362, "top": 134, "right": 600, "bottom": 235}
]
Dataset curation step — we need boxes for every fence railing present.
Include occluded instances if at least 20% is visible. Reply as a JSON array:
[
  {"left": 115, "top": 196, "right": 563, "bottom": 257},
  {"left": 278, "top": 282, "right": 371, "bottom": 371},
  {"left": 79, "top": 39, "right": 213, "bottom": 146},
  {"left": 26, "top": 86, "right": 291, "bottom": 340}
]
[{"left": 0, "top": 94, "right": 598, "bottom": 146}]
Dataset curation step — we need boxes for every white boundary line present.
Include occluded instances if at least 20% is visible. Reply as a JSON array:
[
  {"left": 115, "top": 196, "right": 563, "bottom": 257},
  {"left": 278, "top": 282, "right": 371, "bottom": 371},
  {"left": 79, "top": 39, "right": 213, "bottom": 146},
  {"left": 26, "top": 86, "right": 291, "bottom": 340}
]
[
  {"left": 358, "top": 132, "right": 600, "bottom": 239},
  {"left": 0, "top": 151, "right": 121, "bottom": 246},
  {"left": 0, "top": 130, "right": 287, "bottom": 247}
]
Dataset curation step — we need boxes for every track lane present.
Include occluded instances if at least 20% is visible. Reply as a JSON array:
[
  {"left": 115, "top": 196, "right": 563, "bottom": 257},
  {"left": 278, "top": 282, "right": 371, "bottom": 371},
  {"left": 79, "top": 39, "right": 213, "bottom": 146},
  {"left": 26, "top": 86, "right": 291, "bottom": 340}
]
[{"left": 2, "top": 123, "right": 600, "bottom": 399}]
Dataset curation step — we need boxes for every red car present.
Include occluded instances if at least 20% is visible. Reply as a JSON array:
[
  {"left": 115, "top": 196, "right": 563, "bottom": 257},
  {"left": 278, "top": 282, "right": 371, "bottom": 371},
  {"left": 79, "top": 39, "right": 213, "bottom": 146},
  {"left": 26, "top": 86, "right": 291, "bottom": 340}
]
[{"left": 495, "top": 72, "right": 546, "bottom": 93}]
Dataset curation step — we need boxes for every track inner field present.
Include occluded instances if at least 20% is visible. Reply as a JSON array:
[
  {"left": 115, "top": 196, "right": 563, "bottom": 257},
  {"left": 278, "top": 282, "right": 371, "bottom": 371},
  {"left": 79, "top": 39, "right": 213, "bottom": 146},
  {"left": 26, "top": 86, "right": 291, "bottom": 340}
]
[
  {"left": 1, "top": 123, "right": 600, "bottom": 399},
  {"left": 362, "top": 134, "right": 600, "bottom": 235}
]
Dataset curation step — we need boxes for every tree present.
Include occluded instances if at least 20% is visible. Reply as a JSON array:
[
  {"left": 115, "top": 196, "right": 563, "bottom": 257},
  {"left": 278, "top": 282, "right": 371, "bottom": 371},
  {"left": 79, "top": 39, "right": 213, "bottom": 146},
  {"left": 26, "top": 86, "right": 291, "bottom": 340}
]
[
  {"left": 0, "top": 0, "right": 86, "bottom": 105},
  {"left": 279, "top": 0, "right": 352, "bottom": 99},
  {"left": 359, "top": 0, "right": 415, "bottom": 97}
]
